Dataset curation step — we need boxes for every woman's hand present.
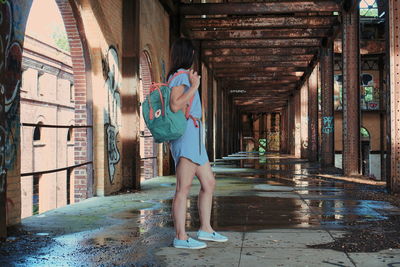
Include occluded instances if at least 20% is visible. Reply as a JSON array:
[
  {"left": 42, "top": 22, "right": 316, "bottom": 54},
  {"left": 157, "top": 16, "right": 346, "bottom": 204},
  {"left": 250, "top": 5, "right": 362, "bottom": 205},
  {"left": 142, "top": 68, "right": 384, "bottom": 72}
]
[{"left": 189, "top": 69, "right": 200, "bottom": 90}]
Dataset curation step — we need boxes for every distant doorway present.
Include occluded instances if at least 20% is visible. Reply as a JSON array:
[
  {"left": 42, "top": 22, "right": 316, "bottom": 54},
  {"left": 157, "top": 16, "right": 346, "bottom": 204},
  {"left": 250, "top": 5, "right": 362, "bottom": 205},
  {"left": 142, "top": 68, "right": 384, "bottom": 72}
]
[{"left": 361, "top": 127, "right": 371, "bottom": 176}]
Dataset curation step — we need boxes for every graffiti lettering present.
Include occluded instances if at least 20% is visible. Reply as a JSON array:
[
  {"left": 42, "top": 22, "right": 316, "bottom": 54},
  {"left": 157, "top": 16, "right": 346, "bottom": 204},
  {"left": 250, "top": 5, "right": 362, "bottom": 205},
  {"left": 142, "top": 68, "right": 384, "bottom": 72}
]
[
  {"left": 103, "top": 46, "right": 121, "bottom": 183},
  {"left": 322, "top": 116, "right": 334, "bottom": 134}
]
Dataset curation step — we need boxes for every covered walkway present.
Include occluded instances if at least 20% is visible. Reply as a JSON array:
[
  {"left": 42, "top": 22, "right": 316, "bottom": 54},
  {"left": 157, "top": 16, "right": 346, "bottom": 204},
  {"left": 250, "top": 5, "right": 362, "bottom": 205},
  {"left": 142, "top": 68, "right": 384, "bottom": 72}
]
[
  {"left": 1, "top": 0, "right": 400, "bottom": 265},
  {"left": 1, "top": 154, "right": 400, "bottom": 266}
]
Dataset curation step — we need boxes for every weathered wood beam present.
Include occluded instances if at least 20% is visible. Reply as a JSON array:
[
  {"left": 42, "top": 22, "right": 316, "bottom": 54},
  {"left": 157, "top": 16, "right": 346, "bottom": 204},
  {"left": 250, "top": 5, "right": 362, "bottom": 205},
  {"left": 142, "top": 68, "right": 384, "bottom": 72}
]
[
  {"left": 209, "top": 54, "right": 313, "bottom": 63},
  {"left": 184, "top": 16, "right": 338, "bottom": 29},
  {"left": 202, "top": 38, "right": 321, "bottom": 48},
  {"left": 189, "top": 28, "right": 331, "bottom": 40},
  {"left": 180, "top": 2, "right": 341, "bottom": 15},
  {"left": 203, "top": 47, "right": 318, "bottom": 57}
]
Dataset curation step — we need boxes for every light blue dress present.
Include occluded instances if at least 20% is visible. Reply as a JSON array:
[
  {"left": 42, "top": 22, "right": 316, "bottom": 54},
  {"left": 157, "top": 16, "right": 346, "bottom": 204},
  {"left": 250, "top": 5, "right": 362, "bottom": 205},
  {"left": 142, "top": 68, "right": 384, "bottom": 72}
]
[{"left": 168, "top": 69, "right": 209, "bottom": 168}]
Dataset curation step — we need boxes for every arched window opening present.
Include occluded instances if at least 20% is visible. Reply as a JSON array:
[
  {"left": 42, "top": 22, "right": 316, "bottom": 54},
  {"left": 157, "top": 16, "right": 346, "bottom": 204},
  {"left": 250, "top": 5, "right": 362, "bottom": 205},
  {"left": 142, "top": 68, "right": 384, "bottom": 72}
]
[
  {"left": 33, "top": 123, "right": 42, "bottom": 141},
  {"left": 67, "top": 127, "right": 73, "bottom": 142}
]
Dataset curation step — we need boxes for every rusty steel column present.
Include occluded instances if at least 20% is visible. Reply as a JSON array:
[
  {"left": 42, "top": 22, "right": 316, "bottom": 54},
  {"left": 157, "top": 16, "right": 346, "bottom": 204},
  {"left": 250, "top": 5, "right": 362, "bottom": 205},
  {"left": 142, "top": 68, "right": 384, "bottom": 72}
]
[
  {"left": 308, "top": 66, "right": 319, "bottom": 162},
  {"left": 280, "top": 108, "right": 287, "bottom": 153},
  {"left": 342, "top": 2, "right": 361, "bottom": 176},
  {"left": 378, "top": 55, "right": 386, "bottom": 181},
  {"left": 300, "top": 83, "right": 309, "bottom": 159},
  {"left": 387, "top": 0, "right": 400, "bottom": 192},
  {"left": 0, "top": 69, "right": 6, "bottom": 238},
  {"left": 320, "top": 43, "right": 335, "bottom": 167}
]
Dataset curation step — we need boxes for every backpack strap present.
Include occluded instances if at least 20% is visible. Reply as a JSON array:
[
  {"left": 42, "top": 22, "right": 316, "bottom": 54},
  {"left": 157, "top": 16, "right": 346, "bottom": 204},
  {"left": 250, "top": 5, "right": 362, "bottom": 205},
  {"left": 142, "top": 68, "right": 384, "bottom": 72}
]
[
  {"left": 168, "top": 70, "right": 196, "bottom": 119},
  {"left": 148, "top": 83, "right": 165, "bottom": 119}
]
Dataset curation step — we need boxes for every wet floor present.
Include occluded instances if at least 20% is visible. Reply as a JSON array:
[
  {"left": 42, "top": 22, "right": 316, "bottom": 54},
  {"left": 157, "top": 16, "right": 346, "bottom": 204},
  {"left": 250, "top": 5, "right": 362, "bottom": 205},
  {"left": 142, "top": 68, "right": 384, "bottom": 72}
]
[{"left": 1, "top": 153, "right": 400, "bottom": 266}]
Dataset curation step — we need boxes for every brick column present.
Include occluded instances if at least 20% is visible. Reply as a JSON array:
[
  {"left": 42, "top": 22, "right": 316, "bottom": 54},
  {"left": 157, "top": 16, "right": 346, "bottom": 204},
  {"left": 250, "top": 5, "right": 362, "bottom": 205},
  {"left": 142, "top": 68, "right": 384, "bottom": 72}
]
[
  {"left": 56, "top": 0, "right": 93, "bottom": 201},
  {"left": 342, "top": 2, "right": 361, "bottom": 176}
]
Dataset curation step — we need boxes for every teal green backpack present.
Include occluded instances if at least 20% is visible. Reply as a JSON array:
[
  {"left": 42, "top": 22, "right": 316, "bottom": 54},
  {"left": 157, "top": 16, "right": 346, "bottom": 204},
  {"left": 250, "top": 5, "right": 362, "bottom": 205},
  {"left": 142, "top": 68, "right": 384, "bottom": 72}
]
[{"left": 142, "top": 71, "right": 194, "bottom": 143}]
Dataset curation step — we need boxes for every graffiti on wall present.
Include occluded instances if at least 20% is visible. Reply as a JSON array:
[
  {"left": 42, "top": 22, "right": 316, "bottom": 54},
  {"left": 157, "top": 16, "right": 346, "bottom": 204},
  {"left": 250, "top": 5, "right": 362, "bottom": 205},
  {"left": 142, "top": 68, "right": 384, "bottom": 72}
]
[
  {"left": 0, "top": 1, "right": 24, "bottom": 188},
  {"left": 102, "top": 46, "right": 121, "bottom": 184},
  {"left": 334, "top": 72, "right": 381, "bottom": 111},
  {"left": 322, "top": 116, "right": 334, "bottom": 134}
]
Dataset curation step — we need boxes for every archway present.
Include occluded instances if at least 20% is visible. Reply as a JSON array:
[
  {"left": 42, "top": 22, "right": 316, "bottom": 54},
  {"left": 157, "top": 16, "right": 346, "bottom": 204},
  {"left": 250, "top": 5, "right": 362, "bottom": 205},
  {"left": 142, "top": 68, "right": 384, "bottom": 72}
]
[
  {"left": 361, "top": 126, "right": 371, "bottom": 176},
  {"left": 139, "top": 50, "right": 158, "bottom": 180},
  {"left": 0, "top": 0, "right": 92, "bottom": 231}
]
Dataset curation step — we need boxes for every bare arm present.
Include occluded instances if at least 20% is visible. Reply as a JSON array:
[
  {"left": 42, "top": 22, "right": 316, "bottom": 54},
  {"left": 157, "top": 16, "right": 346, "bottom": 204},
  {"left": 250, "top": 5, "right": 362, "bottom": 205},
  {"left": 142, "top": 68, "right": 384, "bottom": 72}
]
[{"left": 170, "top": 69, "right": 200, "bottom": 113}]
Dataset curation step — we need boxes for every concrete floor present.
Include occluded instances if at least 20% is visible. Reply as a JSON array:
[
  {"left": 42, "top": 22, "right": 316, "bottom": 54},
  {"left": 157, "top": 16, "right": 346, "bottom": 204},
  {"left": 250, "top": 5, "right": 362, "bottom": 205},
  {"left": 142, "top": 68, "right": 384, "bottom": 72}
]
[{"left": 1, "top": 153, "right": 400, "bottom": 266}]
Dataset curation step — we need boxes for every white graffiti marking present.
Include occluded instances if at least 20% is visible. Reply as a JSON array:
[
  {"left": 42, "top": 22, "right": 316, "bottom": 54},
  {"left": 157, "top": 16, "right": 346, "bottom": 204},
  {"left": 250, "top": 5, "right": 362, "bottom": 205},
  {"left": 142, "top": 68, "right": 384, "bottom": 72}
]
[{"left": 103, "top": 46, "right": 121, "bottom": 183}]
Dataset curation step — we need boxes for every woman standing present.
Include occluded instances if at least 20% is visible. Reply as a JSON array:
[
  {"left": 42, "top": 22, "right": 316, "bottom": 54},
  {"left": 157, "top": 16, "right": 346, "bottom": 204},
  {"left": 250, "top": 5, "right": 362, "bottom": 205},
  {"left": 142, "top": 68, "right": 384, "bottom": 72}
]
[{"left": 168, "top": 38, "right": 228, "bottom": 249}]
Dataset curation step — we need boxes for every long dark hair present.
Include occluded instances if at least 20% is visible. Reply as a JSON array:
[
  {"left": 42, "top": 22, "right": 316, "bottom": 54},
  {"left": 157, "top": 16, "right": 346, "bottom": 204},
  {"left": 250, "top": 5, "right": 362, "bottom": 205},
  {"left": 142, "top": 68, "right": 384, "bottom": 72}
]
[{"left": 167, "top": 38, "right": 195, "bottom": 79}]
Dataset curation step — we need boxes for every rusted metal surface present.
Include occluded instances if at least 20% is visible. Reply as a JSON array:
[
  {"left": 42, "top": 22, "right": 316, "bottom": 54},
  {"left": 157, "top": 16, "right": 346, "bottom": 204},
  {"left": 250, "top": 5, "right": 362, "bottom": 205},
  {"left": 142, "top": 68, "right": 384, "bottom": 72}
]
[
  {"left": 215, "top": 67, "right": 307, "bottom": 74},
  {"left": 308, "top": 65, "right": 319, "bottom": 162},
  {"left": 203, "top": 39, "right": 322, "bottom": 49},
  {"left": 0, "top": 59, "right": 6, "bottom": 239},
  {"left": 181, "top": 0, "right": 340, "bottom": 114},
  {"left": 184, "top": 16, "right": 338, "bottom": 29},
  {"left": 209, "top": 55, "right": 313, "bottom": 63},
  {"left": 334, "top": 39, "right": 385, "bottom": 55},
  {"left": 342, "top": 2, "right": 361, "bottom": 176},
  {"left": 180, "top": 2, "right": 341, "bottom": 15},
  {"left": 320, "top": 43, "right": 335, "bottom": 167},
  {"left": 189, "top": 28, "right": 331, "bottom": 40},
  {"left": 387, "top": 0, "right": 400, "bottom": 192},
  {"left": 203, "top": 47, "right": 318, "bottom": 57},
  {"left": 222, "top": 76, "right": 300, "bottom": 82},
  {"left": 212, "top": 62, "right": 309, "bottom": 68}
]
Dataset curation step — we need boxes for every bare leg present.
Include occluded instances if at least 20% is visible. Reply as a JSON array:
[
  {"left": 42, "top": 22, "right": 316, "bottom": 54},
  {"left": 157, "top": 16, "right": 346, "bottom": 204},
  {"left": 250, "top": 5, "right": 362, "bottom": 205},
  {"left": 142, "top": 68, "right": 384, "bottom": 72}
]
[
  {"left": 173, "top": 157, "right": 197, "bottom": 240},
  {"left": 196, "top": 162, "right": 216, "bottom": 233}
]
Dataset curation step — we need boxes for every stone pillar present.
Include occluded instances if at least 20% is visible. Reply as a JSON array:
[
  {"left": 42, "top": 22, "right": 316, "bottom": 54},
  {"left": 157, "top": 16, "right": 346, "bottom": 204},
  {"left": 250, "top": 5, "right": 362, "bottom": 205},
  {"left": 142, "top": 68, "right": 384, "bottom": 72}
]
[
  {"left": 387, "top": 0, "right": 400, "bottom": 192},
  {"left": 321, "top": 42, "right": 335, "bottom": 167},
  {"left": 342, "top": 2, "right": 361, "bottom": 176},
  {"left": 308, "top": 66, "right": 319, "bottom": 162}
]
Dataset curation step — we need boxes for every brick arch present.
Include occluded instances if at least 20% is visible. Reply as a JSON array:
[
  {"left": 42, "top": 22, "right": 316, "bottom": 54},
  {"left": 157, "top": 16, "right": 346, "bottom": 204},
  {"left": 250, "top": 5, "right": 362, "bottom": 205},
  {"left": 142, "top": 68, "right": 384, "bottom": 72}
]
[
  {"left": 139, "top": 50, "right": 158, "bottom": 180},
  {"left": 53, "top": 0, "right": 93, "bottom": 201}
]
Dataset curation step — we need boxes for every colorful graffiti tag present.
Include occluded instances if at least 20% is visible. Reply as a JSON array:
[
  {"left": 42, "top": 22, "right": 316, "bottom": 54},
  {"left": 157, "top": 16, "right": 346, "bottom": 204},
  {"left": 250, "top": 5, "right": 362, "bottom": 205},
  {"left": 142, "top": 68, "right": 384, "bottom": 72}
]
[
  {"left": 102, "top": 46, "right": 121, "bottom": 184},
  {"left": 322, "top": 116, "right": 334, "bottom": 134},
  {"left": 0, "top": 1, "right": 23, "bottom": 191}
]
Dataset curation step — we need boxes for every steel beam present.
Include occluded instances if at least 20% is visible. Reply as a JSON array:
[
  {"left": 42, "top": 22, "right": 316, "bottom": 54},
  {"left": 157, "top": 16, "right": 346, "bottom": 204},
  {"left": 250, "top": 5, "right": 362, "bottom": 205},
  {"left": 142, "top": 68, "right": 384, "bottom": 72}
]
[
  {"left": 189, "top": 28, "right": 331, "bottom": 40},
  {"left": 212, "top": 62, "right": 309, "bottom": 68},
  {"left": 202, "top": 39, "right": 321, "bottom": 49},
  {"left": 342, "top": 2, "right": 361, "bottom": 176},
  {"left": 180, "top": 2, "right": 341, "bottom": 15},
  {"left": 209, "top": 55, "right": 313, "bottom": 63},
  {"left": 320, "top": 43, "right": 335, "bottom": 167},
  {"left": 222, "top": 76, "right": 300, "bottom": 82},
  {"left": 308, "top": 65, "right": 319, "bottom": 162},
  {"left": 387, "top": 0, "right": 400, "bottom": 192},
  {"left": 184, "top": 16, "right": 338, "bottom": 29},
  {"left": 215, "top": 67, "right": 307, "bottom": 74},
  {"left": 203, "top": 47, "right": 317, "bottom": 57}
]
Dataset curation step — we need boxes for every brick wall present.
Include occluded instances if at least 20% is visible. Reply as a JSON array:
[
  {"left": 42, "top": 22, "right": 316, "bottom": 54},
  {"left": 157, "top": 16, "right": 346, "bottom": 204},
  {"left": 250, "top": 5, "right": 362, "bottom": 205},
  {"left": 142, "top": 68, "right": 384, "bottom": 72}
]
[
  {"left": 55, "top": 0, "right": 91, "bottom": 202},
  {"left": 140, "top": 52, "right": 157, "bottom": 180}
]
